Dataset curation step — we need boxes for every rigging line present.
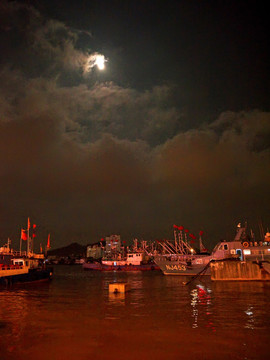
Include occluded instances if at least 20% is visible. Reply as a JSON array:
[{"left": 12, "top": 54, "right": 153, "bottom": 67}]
[{"left": 183, "top": 261, "right": 211, "bottom": 286}]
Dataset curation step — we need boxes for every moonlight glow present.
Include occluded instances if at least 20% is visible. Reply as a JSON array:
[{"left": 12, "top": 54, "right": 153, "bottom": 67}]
[
  {"left": 95, "top": 55, "right": 105, "bottom": 70},
  {"left": 84, "top": 53, "right": 106, "bottom": 74}
]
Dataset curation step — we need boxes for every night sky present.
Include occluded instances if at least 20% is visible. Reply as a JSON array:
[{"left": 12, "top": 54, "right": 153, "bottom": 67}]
[{"left": 0, "top": 0, "right": 269, "bottom": 250}]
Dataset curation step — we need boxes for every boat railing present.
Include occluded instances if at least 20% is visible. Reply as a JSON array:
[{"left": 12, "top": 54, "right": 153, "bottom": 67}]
[
  {"left": 0, "top": 250, "right": 27, "bottom": 256},
  {"left": 0, "top": 265, "right": 24, "bottom": 270},
  {"left": 155, "top": 254, "right": 198, "bottom": 262}
]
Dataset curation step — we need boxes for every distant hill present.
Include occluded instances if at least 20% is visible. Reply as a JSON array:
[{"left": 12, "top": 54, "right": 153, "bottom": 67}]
[{"left": 47, "top": 242, "right": 87, "bottom": 257}]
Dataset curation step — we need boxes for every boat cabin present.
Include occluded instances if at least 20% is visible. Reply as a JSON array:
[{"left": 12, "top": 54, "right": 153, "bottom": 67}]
[{"left": 127, "top": 252, "right": 145, "bottom": 265}]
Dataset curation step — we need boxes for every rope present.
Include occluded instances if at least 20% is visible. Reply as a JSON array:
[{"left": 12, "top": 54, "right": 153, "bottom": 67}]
[{"left": 183, "top": 261, "right": 211, "bottom": 285}]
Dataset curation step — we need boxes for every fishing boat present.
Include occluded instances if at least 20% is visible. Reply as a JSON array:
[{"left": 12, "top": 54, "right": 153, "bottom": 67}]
[
  {"left": 0, "top": 255, "right": 53, "bottom": 287},
  {"left": 83, "top": 251, "right": 160, "bottom": 271},
  {"left": 83, "top": 237, "right": 160, "bottom": 271},
  {"left": 0, "top": 220, "right": 53, "bottom": 287},
  {"left": 0, "top": 242, "right": 53, "bottom": 287},
  {"left": 154, "top": 223, "right": 270, "bottom": 276}
]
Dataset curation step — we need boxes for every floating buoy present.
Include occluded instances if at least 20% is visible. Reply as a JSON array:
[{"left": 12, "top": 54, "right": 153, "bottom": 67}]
[{"left": 109, "top": 282, "right": 130, "bottom": 293}]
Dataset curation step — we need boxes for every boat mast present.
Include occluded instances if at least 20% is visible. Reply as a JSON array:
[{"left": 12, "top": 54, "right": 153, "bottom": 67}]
[
  {"left": 27, "top": 217, "right": 30, "bottom": 257},
  {"left": 258, "top": 219, "right": 265, "bottom": 241}
]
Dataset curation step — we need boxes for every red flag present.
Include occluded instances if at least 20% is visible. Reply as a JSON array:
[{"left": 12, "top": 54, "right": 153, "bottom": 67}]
[
  {"left": 189, "top": 233, "right": 196, "bottom": 239},
  {"left": 178, "top": 226, "right": 184, "bottom": 230},
  {"left": 21, "top": 229, "right": 27, "bottom": 241},
  {"left": 199, "top": 230, "right": 204, "bottom": 236},
  {"left": 47, "top": 234, "right": 51, "bottom": 249},
  {"left": 173, "top": 224, "right": 178, "bottom": 229},
  {"left": 184, "top": 229, "right": 189, "bottom": 233},
  {"left": 33, "top": 224, "right": 37, "bottom": 238}
]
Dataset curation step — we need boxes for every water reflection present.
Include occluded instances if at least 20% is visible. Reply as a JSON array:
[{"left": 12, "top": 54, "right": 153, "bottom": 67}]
[
  {"left": 0, "top": 290, "right": 29, "bottom": 355},
  {"left": 211, "top": 280, "right": 270, "bottom": 330},
  {"left": 1, "top": 267, "right": 270, "bottom": 360},
  {"left": 244, "top": 306, "right": 254, "bottom": 329},
  {"left": 190, "top": 284, "right": 216, "bottom": 332},
  {"left": 106, "top": 275, "right": 146, "bottom": 320},
  {"left": 108, "top": 291, "right": 126, "bottom": 304}
]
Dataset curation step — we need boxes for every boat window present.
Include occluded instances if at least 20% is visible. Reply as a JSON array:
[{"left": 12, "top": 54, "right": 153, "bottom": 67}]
[
  {"left": 224, "top": 244, "right": 228, "bottom": 250},
  {"left": 14, "top": 261, "right": 23, "bottom": 266}
]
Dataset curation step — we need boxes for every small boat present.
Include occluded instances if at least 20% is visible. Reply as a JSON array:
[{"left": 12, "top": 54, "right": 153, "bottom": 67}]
[{"left": 154, "top": 223, "right": 270, "bottom": 276}]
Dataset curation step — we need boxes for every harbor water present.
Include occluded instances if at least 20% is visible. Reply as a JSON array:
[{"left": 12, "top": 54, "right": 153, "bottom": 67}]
[{"left": 1, "top": 265, "right": 269, "bottom": 360}]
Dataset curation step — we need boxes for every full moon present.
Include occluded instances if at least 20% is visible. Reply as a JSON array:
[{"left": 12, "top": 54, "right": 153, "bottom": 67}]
[
  {"left": 83, "top": 53, "right": 107, "bottom": 74},
  {"left": 95, "top": 55, "right": 105, "bottom": 70}
]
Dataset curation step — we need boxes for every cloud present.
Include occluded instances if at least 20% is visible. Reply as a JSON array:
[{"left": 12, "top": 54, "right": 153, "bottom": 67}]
[
  {"left": 0, "top": 0, "right": 99, "bottom": 80},
  {"left": 1, "top": 71, "right": 269, "bottom": 247},
  {"left": 0, "top": 1, "right": 269, "bottom": 249}
]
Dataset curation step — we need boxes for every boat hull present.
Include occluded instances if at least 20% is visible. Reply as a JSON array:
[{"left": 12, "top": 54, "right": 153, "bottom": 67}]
[
  {"left": 0, "top": 267, "right": 53, "bottom": 286},
  {"left": 83, "top": 262, "right": 160, "bottom": 271},
  {"left": 210, "top": 259, "right": 270, "bottom": 281},
  {"left": 154, "top": 256, "right": 212, "bottom": 275}
]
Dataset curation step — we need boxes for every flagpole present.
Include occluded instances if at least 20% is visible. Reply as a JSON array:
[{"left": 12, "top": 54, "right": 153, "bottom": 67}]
[
  {"left": 20, "top": 234, "right": 22, "bottom": 256},
  {"left": 27, "top": 217, "right": 30, "bottom": 257},
  {"left": 31, "top": 235, "right": 33, "bottom": 254},
  {"left": 46, "top": 233, "right": 50, "bottom": 257}
]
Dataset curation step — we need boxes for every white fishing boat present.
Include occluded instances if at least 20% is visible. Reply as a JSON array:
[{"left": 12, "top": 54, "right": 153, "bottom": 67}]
[{"left": 154, "top": 223, "right": 270, "bottom": 276}]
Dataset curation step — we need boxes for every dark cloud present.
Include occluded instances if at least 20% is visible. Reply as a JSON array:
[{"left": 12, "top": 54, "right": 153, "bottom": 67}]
[
  {"left": 0, "top": 0, "right": 93, "bottom": 81},
  {"left": 0, "top": 1, "right": 269, "bottom": 250}
]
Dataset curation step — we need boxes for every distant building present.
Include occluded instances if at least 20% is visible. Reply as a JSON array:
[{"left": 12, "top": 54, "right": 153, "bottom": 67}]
[
  {"left": 105, "top": 235, "right": 121, "bottom": 255},
  {"left": 86, "top": 243, "right": 104, "bottom": 259},
  {"left": 86, "top": 235, "right": 122, "bottom": 259}
]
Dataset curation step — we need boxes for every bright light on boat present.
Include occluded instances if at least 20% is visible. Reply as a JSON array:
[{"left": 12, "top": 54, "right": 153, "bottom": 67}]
[{"left": 243, "top": 249, "right": 251, "bottom": 255}]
